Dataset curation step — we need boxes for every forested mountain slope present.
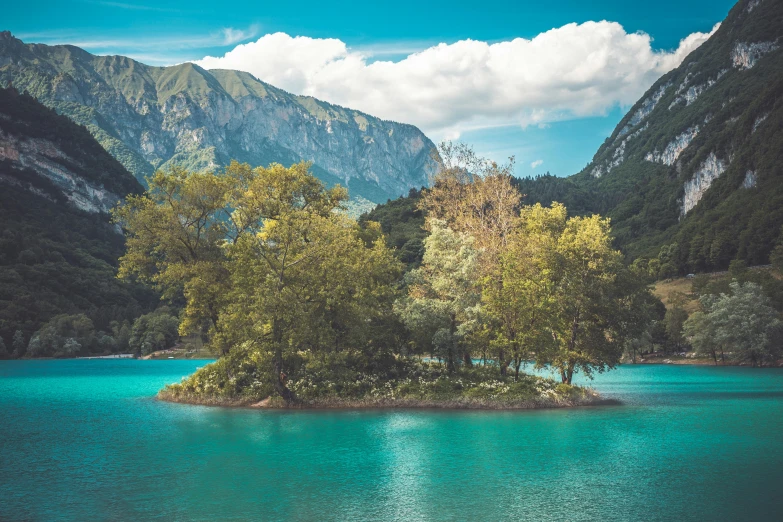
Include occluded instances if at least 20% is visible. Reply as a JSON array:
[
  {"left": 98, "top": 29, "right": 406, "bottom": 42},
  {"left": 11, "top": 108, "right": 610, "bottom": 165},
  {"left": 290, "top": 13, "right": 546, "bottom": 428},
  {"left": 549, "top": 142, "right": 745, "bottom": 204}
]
[
  {"left": 0, "top": 32, "right": 438, "bottom": 206},
  {"left": 0, "top": 86, "right": 155, "bottom": 351},
  {"left": 519, "top": 0, "right": 783, "bottom": 275}
]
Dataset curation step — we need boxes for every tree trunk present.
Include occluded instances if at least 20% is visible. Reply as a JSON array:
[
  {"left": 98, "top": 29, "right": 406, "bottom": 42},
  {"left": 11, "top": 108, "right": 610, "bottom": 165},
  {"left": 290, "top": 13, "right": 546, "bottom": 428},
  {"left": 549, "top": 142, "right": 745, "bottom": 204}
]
[
  {"left": 561, "top": 361, "right": 575, "bottom": 384},
  {"left": 463, "top": 351, "right": 473, "bottom": 367},
  {"left": 447, "top": 314, "right": 457, "bottom": 373},
  {"left": 514, "top": 359, "right": 522, "bottom": 381},
  {"left": 272, "top": 318, "right": 297, "bottom": 404}
]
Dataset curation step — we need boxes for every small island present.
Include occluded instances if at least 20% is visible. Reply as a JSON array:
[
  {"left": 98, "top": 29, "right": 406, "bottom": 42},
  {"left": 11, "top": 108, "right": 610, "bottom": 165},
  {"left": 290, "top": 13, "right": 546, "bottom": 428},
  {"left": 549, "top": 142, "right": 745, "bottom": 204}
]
[
  {"left": 158, "top": 357, "right": 602, "bottom": 409},
  {"left": 114, "top": 146, "right": 656, "bottom": 409}
]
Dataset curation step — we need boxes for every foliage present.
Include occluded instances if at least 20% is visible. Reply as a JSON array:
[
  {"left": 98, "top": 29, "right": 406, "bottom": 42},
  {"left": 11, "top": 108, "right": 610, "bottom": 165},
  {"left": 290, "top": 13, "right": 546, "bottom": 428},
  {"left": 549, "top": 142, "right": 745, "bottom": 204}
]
[
  {"left": 359, "top": 188, "right": 426, "bottom": 269},
  {"left": 395, "top": 220, "right": 481, "bottom": 371},
  {"left": 129, "top": 308, "right": 180, "bottom": 356},
  {"left": 26, "top": 314, "right": 96, "bottom": 358},
  {"left": 518, "top": 204, "right": 653, "bottom": 383},
  {"left": 683, "top": 281, "right": 782, "bottom": 366},
  {"left": 116, "top": 161, "right": 402, "bottom": 402}
]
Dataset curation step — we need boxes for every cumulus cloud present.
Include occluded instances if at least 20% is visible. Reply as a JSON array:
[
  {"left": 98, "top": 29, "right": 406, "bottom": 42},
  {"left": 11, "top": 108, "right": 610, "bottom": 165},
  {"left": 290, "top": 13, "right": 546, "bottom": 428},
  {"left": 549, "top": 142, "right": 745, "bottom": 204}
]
[
  {"left": 196, "top": 22, "right": 720, "bottom": 136},
  {"left": 531, "top": 160, "right": 544, "bottom": 169}
]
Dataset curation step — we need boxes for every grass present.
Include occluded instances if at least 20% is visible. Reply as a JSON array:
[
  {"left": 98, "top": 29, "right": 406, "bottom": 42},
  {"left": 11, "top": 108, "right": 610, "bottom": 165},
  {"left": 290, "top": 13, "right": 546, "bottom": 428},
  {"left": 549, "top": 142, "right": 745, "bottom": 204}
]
[{"left": 653, "top": 278, "right": 700, "bottom": 313}]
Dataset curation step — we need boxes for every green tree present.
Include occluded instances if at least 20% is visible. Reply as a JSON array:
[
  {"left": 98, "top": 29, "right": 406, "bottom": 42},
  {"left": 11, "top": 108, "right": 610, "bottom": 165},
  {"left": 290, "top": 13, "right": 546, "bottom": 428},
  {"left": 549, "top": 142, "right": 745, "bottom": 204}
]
[
  {"left": 683, "top": 311, "right": 720, "bottom": 364},
  {"left": 395, "top": 220, "right": 480, "bottom": 372},
  {"left": 27, "top": 314, "right": 95, "bottom": 358},
  {"left": 129, "top": 308, "right": 180, "bottom": 356},
  {"left": 664, "top": 292, "right": 689, "bottom": 352},
  {"left": 521, "top": 204, "right": 645, "bottom": 384},
  {"left": 117, "top": 161, "right": 400, "bottom": 402},
  {"left": 703, "top": 282, "right": 780, "bottom": 366},
  {"left": 12, "top": 330, "right": 25, "bottom": 358},
  {"left": 481, "top": 204, "right": 561, "bottom": 378}
]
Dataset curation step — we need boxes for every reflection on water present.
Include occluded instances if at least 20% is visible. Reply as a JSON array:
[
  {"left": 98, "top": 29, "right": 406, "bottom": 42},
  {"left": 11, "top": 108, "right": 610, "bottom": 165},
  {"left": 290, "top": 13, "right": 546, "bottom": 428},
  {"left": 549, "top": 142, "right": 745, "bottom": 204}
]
[{"left": 1, "top": 360, "right": 782, "bottom": 521}]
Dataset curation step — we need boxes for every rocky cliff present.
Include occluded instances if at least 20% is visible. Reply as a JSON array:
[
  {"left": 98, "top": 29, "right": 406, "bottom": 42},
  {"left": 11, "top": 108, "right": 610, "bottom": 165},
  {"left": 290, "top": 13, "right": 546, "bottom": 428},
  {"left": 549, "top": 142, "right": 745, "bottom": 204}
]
[
  {"left": 0, "top": 33, "right": 438, "bottom": 205},
  {"left": 0, "top": 86, "right": 142, "bottom": 212}
]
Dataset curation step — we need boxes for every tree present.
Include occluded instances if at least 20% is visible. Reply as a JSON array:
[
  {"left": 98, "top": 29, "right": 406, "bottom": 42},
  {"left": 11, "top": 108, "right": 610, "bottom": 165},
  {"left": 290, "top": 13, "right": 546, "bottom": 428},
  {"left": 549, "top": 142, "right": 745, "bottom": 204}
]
[
  {"left": 708, "top": 282, "right": 780, "bottom": 366},
  {"left": 683, "top": 311, "right": 720, "bottom": 364},
  {"left": 129, "top": 308, "right": 180, "bottom": 356},
  {"left": 420, "top": 141, "right": 521, "bottom": 268},
  {"left": 396, "top": 220, "right": 481, "bottom": 371},
  {"left": 418, "top": 142, "right": 522, "bottom": 365},
  {"left": 12, "top": 330, "right": 25, "bottom": 358},
  {"left": 520, "top": 204, "right": 646, "bottom": 384},
  {"left": 481, "top": 204, "right": 560, "bottom": 378},
  {"left": 26, "top": 314, "right": 95, "bottom": 358},
  {"left": 664, "top": 292, "right": 689, "bottom": 352},
  {"left": 684, "top": 282, "right": 781, "bottom": 366},
  {"left": 0, "top": 336, "right": 8, "bottom": 359},
  {"left": 113, "top": 162, "right": 252, "bottom": 344},
  {"left": 117, "top": 161, "right": 401, "bottom": 402}
]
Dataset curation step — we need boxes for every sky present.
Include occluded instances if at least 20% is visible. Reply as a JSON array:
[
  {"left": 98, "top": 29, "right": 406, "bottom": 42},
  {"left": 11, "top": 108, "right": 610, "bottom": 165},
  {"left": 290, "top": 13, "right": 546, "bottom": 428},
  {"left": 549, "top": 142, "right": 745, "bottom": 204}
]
[{"left": 6, "top": 0, "right": 738, "bottom": 177}]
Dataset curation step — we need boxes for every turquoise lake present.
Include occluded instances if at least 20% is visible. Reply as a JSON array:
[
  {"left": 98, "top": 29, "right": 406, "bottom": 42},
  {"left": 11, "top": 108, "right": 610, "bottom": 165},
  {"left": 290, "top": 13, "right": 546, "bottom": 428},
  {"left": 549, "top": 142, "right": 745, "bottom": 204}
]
[{"left": 1, "top": 360, "right": 782, "bottom": 521}]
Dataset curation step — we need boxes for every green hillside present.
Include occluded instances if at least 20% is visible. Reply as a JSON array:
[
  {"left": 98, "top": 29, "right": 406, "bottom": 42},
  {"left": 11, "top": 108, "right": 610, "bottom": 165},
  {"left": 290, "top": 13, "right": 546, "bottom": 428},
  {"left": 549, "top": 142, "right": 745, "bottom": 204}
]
[
  {"left": 0, "top": 87, "right": 156, "bottom": 352},
  {"left": 518, "top": 0, "right": 783, "bottom": 275}
]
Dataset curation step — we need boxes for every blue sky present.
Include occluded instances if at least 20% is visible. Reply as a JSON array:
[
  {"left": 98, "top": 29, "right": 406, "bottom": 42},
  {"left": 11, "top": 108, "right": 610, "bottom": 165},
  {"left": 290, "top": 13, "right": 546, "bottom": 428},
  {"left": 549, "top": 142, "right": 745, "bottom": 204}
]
[{"left": 6, "top": 0, "right": 737, "bottom": 177}]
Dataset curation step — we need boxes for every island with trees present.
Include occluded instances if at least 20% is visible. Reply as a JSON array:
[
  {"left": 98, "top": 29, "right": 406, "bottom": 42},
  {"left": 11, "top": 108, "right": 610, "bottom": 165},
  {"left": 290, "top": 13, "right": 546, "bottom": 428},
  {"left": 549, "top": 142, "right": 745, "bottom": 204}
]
[{"left": 112, "top": 145, "right": 660, "bottom": 408}]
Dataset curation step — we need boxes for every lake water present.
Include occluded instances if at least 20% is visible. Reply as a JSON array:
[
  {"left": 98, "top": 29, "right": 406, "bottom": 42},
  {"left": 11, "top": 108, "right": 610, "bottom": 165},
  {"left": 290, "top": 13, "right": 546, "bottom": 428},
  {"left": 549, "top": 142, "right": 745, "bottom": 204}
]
[{"left": 1, "top": 360, "right": 782, "bottom": 521}]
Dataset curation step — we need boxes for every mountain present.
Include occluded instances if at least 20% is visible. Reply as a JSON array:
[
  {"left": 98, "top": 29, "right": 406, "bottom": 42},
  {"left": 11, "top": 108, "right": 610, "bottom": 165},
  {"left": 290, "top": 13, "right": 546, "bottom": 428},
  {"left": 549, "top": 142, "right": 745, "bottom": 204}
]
[
  {"left": 0, "top": 86, "right": 155, "bottom": 351},
  {"left": 518, "top": 0, "right": 783, "bottom": 275},
  {"left": 0, "top": 32, "right": 438, "bottom": 207}
]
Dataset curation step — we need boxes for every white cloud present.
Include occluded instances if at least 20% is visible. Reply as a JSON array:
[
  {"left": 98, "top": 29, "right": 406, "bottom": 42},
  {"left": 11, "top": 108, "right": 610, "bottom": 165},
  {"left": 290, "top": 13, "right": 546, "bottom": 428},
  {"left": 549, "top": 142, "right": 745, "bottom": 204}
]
[
  {"left": 531, "top": 160, "right": 544, "bottom": 169},
  {"left": 196, "top": 22, "right": 720, "bottom": 136},
  {"left": 221, "top": 25, "right": 260, "bottom": 46}
]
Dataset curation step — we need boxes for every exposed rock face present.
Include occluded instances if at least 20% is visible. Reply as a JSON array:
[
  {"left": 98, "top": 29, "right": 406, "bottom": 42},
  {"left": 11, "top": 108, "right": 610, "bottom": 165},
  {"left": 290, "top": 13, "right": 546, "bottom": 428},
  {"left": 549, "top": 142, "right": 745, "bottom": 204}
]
[
  {"left": 747, "top": 0, "right": 762, "bottom": 13},
  {"left": 0, "top": 33, "right": 438, "bottom": 203},
  {"left": 752, "top": 113, "right": 769, "bottom": 132},
  {"left": 592, "top": 123, "right": 648, "bottom": 178},
  {"left": 681, "top": 153, "right": 727, "bottom": 215},
  {"left": 742, "top": 170, "right": 757, "bottom": 188},
  {"left": 645, "top": 126, "right": 700, "bottom": 166},
  {"left": 0, "top": 129, "right": 120, "bottom": 213},
  {"left": 732, "top": 41, "right": 779, "bottom": 69},
  {"left": 669, "top": 70, "right": 727, "bottom": 109},
  {"left": 617, "top": 83, "right": 671, "bottom": 138}
]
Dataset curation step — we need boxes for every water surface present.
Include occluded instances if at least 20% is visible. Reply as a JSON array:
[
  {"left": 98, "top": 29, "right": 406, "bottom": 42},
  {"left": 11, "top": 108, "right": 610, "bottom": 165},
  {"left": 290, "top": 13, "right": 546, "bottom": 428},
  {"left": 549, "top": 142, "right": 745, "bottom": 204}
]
[{"left": 1, "top": 360, "right": 782, "bottom": 521}]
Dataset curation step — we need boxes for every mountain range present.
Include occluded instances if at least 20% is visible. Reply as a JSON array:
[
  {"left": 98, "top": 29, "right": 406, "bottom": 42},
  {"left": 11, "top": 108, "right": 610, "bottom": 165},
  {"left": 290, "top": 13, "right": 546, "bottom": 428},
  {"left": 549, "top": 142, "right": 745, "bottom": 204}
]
[{"left": 0, "top": 31, "right": 438, "bottom": 209}]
